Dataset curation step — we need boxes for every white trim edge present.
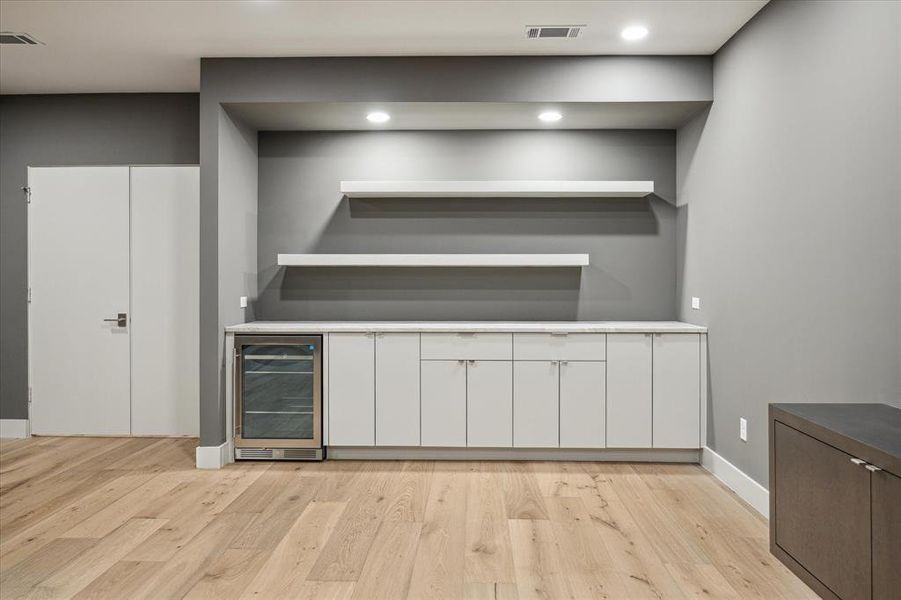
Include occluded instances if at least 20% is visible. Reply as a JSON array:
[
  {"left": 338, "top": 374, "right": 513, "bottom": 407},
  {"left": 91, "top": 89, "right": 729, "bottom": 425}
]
[
  {"left": 0, "top": 419, "right": 30, "bottom": 439},
  {"left": 702, "top": 446, "right": 769, "bottom": 518},
  {"left": 196, "top": 441, "right": 230, "bottom": 469}
]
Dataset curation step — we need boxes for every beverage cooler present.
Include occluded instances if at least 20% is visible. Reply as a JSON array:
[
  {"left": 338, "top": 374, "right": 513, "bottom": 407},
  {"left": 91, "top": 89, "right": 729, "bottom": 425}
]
[{"left": 234, "top": 335, "right": 323, "bottom": 460}]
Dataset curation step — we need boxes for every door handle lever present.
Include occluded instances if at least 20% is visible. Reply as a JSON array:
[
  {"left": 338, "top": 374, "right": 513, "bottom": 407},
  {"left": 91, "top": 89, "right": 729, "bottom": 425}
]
[{"left": 103, "top": 313, "right": 127, "bottom": 327}]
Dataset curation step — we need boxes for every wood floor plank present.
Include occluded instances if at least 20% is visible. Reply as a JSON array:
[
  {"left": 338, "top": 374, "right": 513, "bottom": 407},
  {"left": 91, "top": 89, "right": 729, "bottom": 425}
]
[
  {"left": 0, "top": 471, "right": 160, "bottom": 571},
  {"left": 464, "top": 462, "right": 515, "bottom": 585},
  {"left": 59, "top": 470, "right": 189, "bottom": 538},
  {"left": 124, "top": 466, "right": 268, "bottom": 562},
  {"left": 239, "top": 501, "right": 347, "bottom": 599},
  {"left": 306, "top": 466, "right": 396, "bottom": 581},
  {"left": 462, "top": 581, "right": 519, "bottom": 600},
  {"left": 351, "top": 520, "right": 421, "bottom": 600},
  {"left": 29, "top": 517, "right": 167, "bottom": 599},
  {"left": 71, "top": 561, "right": 163, "bottom": 600},
  {"left": 545, "top": 496, "right": 629, "bottom": 599},
  {"left": 228, "top": 474, "right": 322, "bottom": 551},
  {"left": 0, "top": 438, "right": 820, "bottom": 600},
  {"left": 406, "top": 464, "right": 469, "bottom": 599},
  {"left": 500, "top": 462, "right": 548, "bottom": 520},
  {"left": 0, "top": 538, "right": 97, "bottom": 600},
  {"left": 507, "top": 519, "right": 573, "bottom": 600},
  {"left": 577, "top": 462, "right": 688, "bottom": 599},
  {"left": 129, "top": 512, "right": 256, "bottom": 599},
  {"left": 182, "top": 548, "right": 269, "bottom": 600}
]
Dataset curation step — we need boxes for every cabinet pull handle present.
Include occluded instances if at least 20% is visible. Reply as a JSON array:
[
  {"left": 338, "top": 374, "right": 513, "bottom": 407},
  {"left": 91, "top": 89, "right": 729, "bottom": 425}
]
[
  {"left": 457, "top": 359, "right": 465, "bottom": 365},
  {"left": 560, "top": 360, "right": 568, "bottom": 366},
  {"left": 551, "top": 332, "right": 568, "bottom": 337},
  {"left": 468, "top": 360, "right": 476, "bottom": 365},
  {"left": 864, "top": 465, "right": 882, "bottom": 472},
  {"left": 850, "top": 458, "right": 866, "bottom": 465}
]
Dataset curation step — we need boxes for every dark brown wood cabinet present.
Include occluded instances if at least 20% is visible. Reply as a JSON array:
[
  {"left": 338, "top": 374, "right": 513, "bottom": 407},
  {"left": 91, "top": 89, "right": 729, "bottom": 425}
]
[
  {"left": 871, "top": 468, "right": 901, "bottom": 600},
  {"left": 770, "top": 404, "right": 901, "bottom": 600}
]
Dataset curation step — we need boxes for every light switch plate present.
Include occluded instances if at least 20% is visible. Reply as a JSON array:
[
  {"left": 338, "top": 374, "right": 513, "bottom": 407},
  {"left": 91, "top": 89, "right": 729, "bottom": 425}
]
[
  {"left": 739, "top": 417, "right": 747, "bottom": 442},
  {"left": 691, "top": 296, "right": 701, "bottom": 310},
  {"left": 239, "top": 296, "right": 248, "bottom": 309}
]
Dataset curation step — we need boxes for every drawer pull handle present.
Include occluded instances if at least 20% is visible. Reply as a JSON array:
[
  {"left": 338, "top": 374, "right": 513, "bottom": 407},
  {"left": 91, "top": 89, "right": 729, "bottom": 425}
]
[
  {"left": 864, "top": 465, "right": 882, "bottom": 472},
  {"left": 458, "top": 333, "right": 476, "bottom": 337},
  {"left": 551, "top": 332, "right": 568, "bottom": 336},
  {"left": 850, "top": 458, "right": 866, "bottom": 465}
]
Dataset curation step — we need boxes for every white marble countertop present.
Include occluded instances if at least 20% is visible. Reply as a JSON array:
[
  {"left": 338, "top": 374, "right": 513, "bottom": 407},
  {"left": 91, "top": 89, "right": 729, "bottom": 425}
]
[{"left": 226, "top": 321, "right": 707, "bottom": 334}]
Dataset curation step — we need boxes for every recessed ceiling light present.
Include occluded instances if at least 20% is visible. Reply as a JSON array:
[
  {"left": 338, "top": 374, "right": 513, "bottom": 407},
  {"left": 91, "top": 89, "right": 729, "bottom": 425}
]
[
  {"left": 366, "top": 111, "right": 390, "bottom": 123},
  {"left": 538, "top": 111, "right": 562, "bottom": 123},
  {"left": 621, "top": 25, "right": 649, "bottom": 41}
]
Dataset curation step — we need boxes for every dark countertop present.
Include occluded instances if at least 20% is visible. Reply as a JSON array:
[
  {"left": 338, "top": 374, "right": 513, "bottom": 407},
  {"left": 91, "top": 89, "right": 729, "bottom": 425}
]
[{"left": 771, "top": 403, "right": 901, "bottom": 473}]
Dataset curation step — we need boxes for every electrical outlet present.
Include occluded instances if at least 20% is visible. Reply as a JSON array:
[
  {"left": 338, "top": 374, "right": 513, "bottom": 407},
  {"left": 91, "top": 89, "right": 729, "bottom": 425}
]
[
  {"left": 239, "top": 296, "right": 248, "bottom": 309},
  {"left": 691, "top": 296, "right": 701, "bottom": 310},
  {"left": 739, "top": 417, "right": 748, "bottom": 442}
]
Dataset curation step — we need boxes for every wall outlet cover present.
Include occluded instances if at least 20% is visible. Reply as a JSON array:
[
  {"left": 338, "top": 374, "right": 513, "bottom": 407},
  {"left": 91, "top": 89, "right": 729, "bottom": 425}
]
[
  {"left": 739, "top": 417, "right": 748, "bottom": 442},
  {"left": 691, "top": 296, "right": 701, "bottom": 310},
  {"left": 239, "top": 296, "right": 248, "bottom": 309}
]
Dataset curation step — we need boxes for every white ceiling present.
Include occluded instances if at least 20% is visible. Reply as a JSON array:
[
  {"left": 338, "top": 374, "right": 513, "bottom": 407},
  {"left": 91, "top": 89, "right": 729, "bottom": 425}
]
[{"left": 0, "top": 0, "right": 768, "bottom": 95}]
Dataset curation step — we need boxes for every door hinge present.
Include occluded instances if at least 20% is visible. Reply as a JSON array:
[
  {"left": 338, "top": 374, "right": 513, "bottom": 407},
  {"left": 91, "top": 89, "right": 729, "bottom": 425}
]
[
  {"left": 28, "top": 387, "right": 33, "bottom": 405},
  {"left": 23, "top": 186, "right": 31, "bottom": 204},
  {"left": 27, "top": 287, "right": 32, "bottom": 303}
]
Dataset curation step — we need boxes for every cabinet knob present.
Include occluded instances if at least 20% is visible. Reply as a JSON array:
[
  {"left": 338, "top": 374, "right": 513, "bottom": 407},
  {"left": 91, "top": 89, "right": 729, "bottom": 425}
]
[{"left": 850, "top": 458, "right": 867, "bottom": 466}]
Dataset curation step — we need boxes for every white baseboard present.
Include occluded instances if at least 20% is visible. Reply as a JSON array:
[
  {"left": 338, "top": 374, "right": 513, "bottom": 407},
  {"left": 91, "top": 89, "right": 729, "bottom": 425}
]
[
  {"left": 196, "top": 441, "right": 230, "bottom": 469},
  {"left": 701, "top": 446, "right": 769, "bottom": 518},
  {"left": 0, "top": 419, "right": 30, "bottom": 439}
]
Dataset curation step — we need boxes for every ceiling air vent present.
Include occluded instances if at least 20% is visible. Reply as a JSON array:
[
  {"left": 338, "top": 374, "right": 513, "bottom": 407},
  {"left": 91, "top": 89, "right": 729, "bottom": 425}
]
[
  {"left": 0, "top": 32, "right": 43, "bottom": 45},
  {"left": 525, "top": 25, "right": 584, "bottom": 40}
]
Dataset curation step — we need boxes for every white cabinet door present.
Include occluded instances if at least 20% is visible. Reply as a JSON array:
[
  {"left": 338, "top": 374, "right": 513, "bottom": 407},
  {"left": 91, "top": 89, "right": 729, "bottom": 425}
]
[
  {"left": 607, "top": 334, "right": 652, "bottom": 448},
  {"left": 375, "top": 333, "right": 420, "bottom": 446},
  {"left": 328, "top": 333, "right": 374, "bottom": 445},
  {"left": 513, "top": 361, "right": 559, "bottom": 448},
  {"left": 467, "top": 361, "right": 512, "bottom": 447},
  {"left": 559, "top": 362, "right": 606, "bottom": 448},
  {"left": 130, "top": 166, "right": 199, "bottom": 436},
  {"left": 653, "top": 333, "right": 701, "bottom": 448},
  {"left": 421, "top": 360, "right": 467, "bottom": 447}
]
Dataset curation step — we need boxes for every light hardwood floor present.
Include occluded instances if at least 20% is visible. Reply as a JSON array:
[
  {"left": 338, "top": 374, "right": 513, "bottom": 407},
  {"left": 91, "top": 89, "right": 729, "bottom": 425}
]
[{"left": 0, "top": 436, "right": 816, "bottom": 599}]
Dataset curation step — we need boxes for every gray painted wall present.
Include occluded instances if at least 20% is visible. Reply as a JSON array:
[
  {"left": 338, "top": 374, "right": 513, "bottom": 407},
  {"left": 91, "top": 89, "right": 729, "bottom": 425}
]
[
  {"left": 201, "top": 56, "right": 712, "bottom": 445},
  {"left": 257, "top": 130, "right": 677, "bottom": 322},
  {"left": 676, "top": 0, "right": 901, "bottom": 487},
  {"left": 0, "top": 94, "right": 199, "bottom": 420}
]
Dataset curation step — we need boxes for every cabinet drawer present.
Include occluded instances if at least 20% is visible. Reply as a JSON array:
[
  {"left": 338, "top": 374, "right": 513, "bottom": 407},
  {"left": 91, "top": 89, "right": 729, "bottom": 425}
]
[
  {"left": 421, "top": 333, "right": 512, "bottom": 360},
  {"left": 513, "top": 333, "right": 606, "bottom": 361}
]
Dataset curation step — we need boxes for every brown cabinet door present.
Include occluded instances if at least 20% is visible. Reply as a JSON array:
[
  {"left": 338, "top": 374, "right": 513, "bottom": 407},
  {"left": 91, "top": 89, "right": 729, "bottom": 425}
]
[
  {"left": 872, "top": 468, "right": 901, "bottom": 600},
  {"left": 773, "top": 421, "right": 871, "bottom": 600}
]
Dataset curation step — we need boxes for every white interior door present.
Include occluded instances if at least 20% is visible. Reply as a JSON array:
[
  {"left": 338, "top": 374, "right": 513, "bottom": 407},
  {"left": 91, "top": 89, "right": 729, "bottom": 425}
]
[
  {"left": 130, "top": 166, "right": 199, "bottom": 436},
  {"left": 29, "top": 167, "right": 131, "bottom": 435}
]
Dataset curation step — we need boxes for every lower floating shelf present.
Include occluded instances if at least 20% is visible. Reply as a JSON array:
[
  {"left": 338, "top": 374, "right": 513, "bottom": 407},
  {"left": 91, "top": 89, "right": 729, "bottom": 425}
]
[{"left": 277, "top": 254, "right": 589, "bottom": 267}]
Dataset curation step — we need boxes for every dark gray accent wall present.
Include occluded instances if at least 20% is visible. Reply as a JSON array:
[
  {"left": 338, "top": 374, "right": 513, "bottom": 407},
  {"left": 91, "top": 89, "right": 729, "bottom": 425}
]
[
  {"left": 201, "top": 55, "right": 712, "bottom": 446},
  {"left": 676, "top": 0, "right": 901, "bottom": 487},
  {"left": 257, "top": 130, "right": 677, "bottom": 321},
  {"left": 0, "top": 93, "right": 199, "bottom": 421}
]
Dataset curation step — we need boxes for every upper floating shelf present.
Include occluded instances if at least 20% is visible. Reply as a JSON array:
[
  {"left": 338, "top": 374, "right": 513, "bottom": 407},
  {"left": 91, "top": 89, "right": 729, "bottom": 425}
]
[
  {"left": 278, "top": 254, "right": 589, "bottom": 267},
  {"left": 340, "top": 180, "right": 654, "bottom": 198}
]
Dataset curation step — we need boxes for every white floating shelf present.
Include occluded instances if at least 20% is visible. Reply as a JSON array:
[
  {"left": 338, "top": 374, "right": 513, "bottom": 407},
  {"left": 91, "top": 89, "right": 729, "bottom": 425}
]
[
  {"left": 278, "top": 254, "right": 589, "bottom": 267},
  {"left": 340, "top": 180, "right": 654, "bottom": 198}
]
